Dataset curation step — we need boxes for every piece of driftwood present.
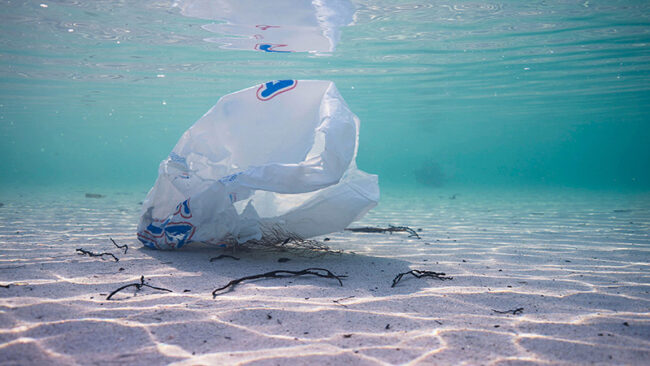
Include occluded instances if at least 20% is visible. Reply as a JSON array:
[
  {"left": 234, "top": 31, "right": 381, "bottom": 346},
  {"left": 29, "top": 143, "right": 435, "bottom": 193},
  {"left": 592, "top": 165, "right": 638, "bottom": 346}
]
[
  {"left": 106, "top": 275, "right": 172, "bottom": 300},
  {"left": 110, "top": 238, "right": 128, "bottom": 254},
  {"left": 212, "top": 268, "right": 345, "bottom": 297},
  {"left": 346, "top": 225, "right": 421, "bottom": 239},
  {"left": 492, "top": 307, "right": 524, "bottom": 315},
  {"left": 391, "top": 270, "right": 452, "bottom": 287},
  {"left": 76, "top": 248, "right": 119, "bottom": 262}
]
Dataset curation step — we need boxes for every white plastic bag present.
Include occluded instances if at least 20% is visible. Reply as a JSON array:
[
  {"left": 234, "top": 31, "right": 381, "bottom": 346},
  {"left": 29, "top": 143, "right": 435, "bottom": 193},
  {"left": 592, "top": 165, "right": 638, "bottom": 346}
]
[{"left": 137, "top": 80, "right": 379, "bottom": 250}]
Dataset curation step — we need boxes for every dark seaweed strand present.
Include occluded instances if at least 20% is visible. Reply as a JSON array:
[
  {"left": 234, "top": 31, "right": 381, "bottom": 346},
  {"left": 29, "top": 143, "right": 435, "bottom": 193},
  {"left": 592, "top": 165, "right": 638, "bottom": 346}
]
[
  {"left": 345, "top": 225, "right": 421, "bottom": 239},
  {"left": 391, "top": 270, "right": 453, "bottom": 288},
  {"left": 106, "top": 275, "right": 172, "bottom": 300},
  {"left": 492, "top": 307, "right": 524, "bottom": 315},
  {"left": 76, "top": 248, "right": 119, "bottom": 262},
  {"left": 212, "top": 268, "right": 346, "bottom": 297},
  {"left": 345, "top": 227, "right": 385, "bottom": 233},
  {"left": 209, "top": 254, "right": 241, "bottom": 262},
  {"left": 389, "top": 225, "right": 421, "bottom": 239},
  {"left": 110, "top": 238, "right": 128, "bottom": 254}
]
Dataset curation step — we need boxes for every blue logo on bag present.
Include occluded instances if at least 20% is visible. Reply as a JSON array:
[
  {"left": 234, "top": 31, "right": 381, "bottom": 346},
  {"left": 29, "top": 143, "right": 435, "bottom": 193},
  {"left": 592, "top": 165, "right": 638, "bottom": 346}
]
[
  {"left": 256, "top": 80, "right": 297, "bottom": 101},
  {"left": 163, "top": 222, "right": 194, "bottom": 248},
  {"left": 137, "top": 198, "right": 195, "bottom": 249},
  {"left": 174, "top": 199, "right": 192, "bottom": 218},
  {"left": 255, "top": 43, "right": 292, "bottom": 53},
  {"left": 138, "top": 219, "right": 196, "bottom": 249}
]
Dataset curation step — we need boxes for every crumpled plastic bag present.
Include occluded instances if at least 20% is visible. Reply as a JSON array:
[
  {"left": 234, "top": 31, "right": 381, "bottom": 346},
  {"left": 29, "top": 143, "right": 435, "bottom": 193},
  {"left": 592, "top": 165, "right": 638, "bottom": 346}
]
[{"left": 137, "top": 80, "right": 379, "bottom": 250}]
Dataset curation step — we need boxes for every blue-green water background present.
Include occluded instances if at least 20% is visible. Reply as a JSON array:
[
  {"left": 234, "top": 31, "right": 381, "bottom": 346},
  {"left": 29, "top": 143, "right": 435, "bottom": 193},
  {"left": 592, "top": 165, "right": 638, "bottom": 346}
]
[{"left": 1, "top": 0, "right": 649, "bottom": 193}]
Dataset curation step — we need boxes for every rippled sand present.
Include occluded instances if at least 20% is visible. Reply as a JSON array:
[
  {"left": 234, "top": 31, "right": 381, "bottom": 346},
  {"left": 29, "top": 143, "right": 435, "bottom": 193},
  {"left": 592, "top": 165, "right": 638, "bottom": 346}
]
[{"left": 1, "top": 188, "right": 649, "bottom": 365}]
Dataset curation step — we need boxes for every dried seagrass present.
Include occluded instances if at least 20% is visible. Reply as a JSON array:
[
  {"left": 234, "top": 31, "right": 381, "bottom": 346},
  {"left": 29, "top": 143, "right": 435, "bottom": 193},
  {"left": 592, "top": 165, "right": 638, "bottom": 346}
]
[
  {"left": 346, "top": 225, "right": 421, "bottom": 239},
  {"left": 106, "top": 276, "right": 172, "bottom": 300},
  {"left": 391, "top": 270, "right": 453, "bottom": 287},
  {"left": 212, "top": 268, "right": 345, "bottom": 297},
  {"left": 492, "top": 307, "right": 524, "bottom": 315},
  {"left": 76, "top": 248, "right": 119, "bottom": 262},
  {"left": 239, "top": 227, "right": 342, "bottom": 258},
  {"left": 110, "top": 238, "right": 128, "bottom": 254}
]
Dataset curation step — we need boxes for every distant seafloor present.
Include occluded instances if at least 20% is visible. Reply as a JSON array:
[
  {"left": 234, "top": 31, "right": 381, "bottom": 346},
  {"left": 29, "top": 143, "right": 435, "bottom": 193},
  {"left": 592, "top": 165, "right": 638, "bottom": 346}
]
[{"left": 1, "top": 187, "right": 649, "bottom": 364}]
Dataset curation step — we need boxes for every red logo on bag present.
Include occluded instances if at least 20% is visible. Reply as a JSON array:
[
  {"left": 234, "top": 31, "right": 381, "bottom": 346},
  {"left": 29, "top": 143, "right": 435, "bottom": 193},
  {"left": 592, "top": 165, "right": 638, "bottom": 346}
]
[{"left": 256, "top": 25, "right": 280, "bottom": 31}]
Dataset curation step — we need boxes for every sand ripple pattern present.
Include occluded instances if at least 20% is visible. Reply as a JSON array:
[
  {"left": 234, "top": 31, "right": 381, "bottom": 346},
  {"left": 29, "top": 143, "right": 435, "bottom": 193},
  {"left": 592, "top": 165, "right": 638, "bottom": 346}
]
[{"left": 0, "top": 189, "right": 649, "bottom": 365}]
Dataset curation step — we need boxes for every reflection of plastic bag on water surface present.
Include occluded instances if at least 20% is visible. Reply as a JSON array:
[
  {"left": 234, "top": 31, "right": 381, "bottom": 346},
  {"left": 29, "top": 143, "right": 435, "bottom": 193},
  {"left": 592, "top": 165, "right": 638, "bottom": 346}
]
[
  {"left": 137, "top": 80, "right": 379, "bottom": 250},
  {"left": 174, "top": 0, "right": 354, "bottom": 53}
]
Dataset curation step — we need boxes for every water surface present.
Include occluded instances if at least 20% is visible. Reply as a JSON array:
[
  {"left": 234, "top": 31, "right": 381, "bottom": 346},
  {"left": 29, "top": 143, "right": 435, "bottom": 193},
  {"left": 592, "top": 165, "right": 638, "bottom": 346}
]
[{"left": 1, "top": 0, "right": 649, "bottom": 191}]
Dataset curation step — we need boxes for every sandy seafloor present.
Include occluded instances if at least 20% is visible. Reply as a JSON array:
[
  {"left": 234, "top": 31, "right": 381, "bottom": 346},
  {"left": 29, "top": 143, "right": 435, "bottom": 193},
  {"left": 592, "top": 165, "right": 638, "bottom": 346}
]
[{"left": 0, "top": 187, "right": 649, "bottom": 365}]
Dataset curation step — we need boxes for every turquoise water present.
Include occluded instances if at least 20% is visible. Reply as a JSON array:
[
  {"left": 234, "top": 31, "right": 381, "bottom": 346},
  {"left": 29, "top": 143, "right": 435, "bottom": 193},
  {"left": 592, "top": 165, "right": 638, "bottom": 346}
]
[{"left": 1, "top": 0, "right": 649, "bottom": 192}]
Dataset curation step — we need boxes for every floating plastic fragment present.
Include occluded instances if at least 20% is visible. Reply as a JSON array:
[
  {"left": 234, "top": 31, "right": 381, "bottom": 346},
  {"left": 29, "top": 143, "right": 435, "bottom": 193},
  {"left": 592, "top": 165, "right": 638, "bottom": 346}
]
[{"left": 137, "top": 80, "right": 379, "bottom": 250}]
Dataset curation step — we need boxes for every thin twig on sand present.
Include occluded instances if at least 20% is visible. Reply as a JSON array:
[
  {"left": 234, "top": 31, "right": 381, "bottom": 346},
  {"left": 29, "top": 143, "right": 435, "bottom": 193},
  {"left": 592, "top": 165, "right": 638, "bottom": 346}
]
[
  {"left": 212, "top": 268, "right": 345, "bottom": 297},
  {"left": 76, "top": 248, "right": 119, "bottom": 262},
  {"left": 391, "top": 270, "right": 453, "bottom": 287},
  {"left": 492, "top": 307, "right": 524, "bottom": 315},
  {"left": 209, "top": 254, "right": 241, "bottom": 262},
  {"left": 333, "top": 295, "right": 355, "bottom": 308},
  {"left": 110, "top": 238, "right": 128, "bottom": 254},
  {"left": 106, "top": 275, "right": 172, "bottom": 300}
]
